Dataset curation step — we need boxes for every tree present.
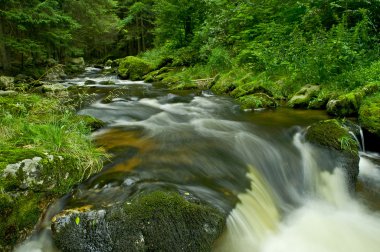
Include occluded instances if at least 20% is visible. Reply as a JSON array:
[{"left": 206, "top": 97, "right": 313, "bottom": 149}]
[
  {"left": 62, "top": 0, "right": 119, "bottom": 59},
  {"left": 0, "top": 0, "right": 78, "bottom": 72},
  {"left": 153, "top": 0, "right": 207, "bottom": 48},
  {"left": 117, "top": 0, "right": 155, "bottom": 56}
]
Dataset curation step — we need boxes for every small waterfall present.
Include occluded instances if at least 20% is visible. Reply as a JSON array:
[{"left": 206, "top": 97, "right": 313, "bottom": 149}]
[
  {"left": 359, "top": 127, "right": 365, "bottom": 153},
  {"left": 213, "top": 167, "right": 279, "bottom": 252},
  {"left": 214, "top": 130, "right": 380, "bottom": 252}
]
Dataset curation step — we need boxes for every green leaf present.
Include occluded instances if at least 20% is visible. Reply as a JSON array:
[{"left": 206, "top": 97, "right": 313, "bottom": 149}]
[{"left": 75, "top": 216, "right": 80, "bottom": 225}]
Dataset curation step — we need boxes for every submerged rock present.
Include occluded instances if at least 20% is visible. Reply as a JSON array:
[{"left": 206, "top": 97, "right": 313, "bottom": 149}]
[
  {"left": 305, "top": 119, "right": 360, "bottom": 190},
  {"left": 288, "top": 84, "right": 320, "bottom": 108},
  {"left": 52, "top": 190, "right": 225, "bottom": 252}
]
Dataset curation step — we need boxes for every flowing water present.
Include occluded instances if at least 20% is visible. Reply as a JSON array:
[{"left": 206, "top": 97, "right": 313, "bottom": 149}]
[{"left": 17, "top": 68, "right": 380, "bottom": 251}]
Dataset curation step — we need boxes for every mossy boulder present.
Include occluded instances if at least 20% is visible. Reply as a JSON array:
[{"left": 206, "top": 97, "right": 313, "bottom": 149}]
[
  {"left": 237, "top": 93, "right": 278, "bottom": 110},
  {"left": 359, "top": 92, "right": 380, "bottom": 138},
  {"left": 287, "top": 84, "right": 320, "bottom": 108},
  {"left": 327, "top": 83, "right": 380, "bottom": 117},
  {"left": 0, "top": 76, "right": 15, "bottom": 91},
  {"left": 305, "top": 119, "right": 360, "bottom": 190},
  {"left": 0, "top": 192, "right": 45, "bottom": 250},
  {"left": 52, "top": 190, "right": 225, "bottom": 252},
  {"left": 65, "top": 57, "right": 85, "bottom": 75},
  {"left": 118, "top": 56, "right": 153, "bottom": 81}
]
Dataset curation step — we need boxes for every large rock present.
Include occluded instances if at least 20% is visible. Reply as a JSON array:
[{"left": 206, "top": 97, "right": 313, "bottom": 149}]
[
  {"left": 359, "top": 92, "right": 380, "bottom": 138},
  {"left": 52, "top": 190, "right": 225, "bottom": 252},
  {"left": 0, "top": 76, "right": 15, "bottom": 90},
  {"left": 327, "top": 83, "right": 379, "bottom": 117},
  {"left": 305, "top": 119, "right": 360, "bottom": 190},
  {"left": 288, "top": 84, "right": 320, "bottom": 108},
  {"left": 118, "top": 56, "right": 153, "bottom": 81},
  {"left": 65, "top": 57, "right": 86, "bottom": 75}
]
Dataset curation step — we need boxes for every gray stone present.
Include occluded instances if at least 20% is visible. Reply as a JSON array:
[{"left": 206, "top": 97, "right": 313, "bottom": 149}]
[
  {"left": 41, "top": 83, "right": 67, "bottom": 93},
  {"left": 0, "top": 90, "right": 17, "bottom": 96},
  {"left": 3, "top": 157, "right": 44, "bottom": 189}
]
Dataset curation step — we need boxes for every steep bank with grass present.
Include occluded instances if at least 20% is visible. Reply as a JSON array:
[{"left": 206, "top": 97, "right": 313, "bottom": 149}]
[{"left": 0, "top": 92, "right": 106, "bottom": 250}]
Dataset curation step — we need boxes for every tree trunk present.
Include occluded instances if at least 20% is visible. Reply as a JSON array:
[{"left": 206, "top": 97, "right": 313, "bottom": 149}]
[
  {"left": 136, "top": 19, "right": 141, "bottom": 53},
  {"left": 141, "top": 16, "right": 146, "bottom": 51},
  {"left": 0, "top": 17, "right": 10, "bottom": 71},
  {"left": 184, "top": 16, "right": 193, "bottom": 44}
]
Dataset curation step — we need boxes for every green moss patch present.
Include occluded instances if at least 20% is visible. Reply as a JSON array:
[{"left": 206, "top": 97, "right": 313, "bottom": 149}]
[
  {"left": 0, "top": 192, "right": 44, "bottom": 249},
  {"left": 0, "top": 92, "right": 105, "bottom": 249},
  {"left": 359, "top": 92, "right": 380, "bottom": 137},
  {"left": 237, "top": 93, "right": 278, "bottom": 110},
  {"left": 327, "top": 82, "right": 380, "bottom": 117},
  {"left": 118, "top": 56, "right": 153, "bottom": 80},
  {"left": 52, "top": 190, "right": 225, "bottom": 252},
  {"left": 305, "top": 119, "right": 358, "bottom": 153}
]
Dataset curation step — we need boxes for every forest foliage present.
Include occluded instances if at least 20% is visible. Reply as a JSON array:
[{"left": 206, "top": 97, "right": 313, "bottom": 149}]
[{"left": 1, "top": 0, "right": 379, "bottom": 92}]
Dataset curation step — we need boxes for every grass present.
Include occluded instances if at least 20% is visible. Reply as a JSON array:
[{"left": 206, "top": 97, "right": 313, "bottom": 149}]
[{"left": 0, "top": 92, "right": 106, "bottom": 249}]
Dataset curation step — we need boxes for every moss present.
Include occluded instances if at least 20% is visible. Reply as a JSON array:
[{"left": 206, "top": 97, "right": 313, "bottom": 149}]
[
  {"left": 237, "top": 93, "right": 278, "bottom": 110},
  {"left": 327, "top": 83, "right": 380, "bottom": 117},
  {"left": 160, "top": 74, "right": 182, "bottom": 86},
  {"left": 76, "top": 115, "right": 105, "bottom": 131},
  {"left": 0, "top": 92, "right": 105, "bottom": 249},
  {"left": 0, "top": 147, "right": 43, "bottom": 171},
  {"left": 359, "top": 92, "right": 380, "bottom": 137},
  {"left": 287, "top": 84, "right": 321, "bottom": 108},
  {"left": 118, "top": 56, "right": 153, "bottom": 80},
  {"left": 211, "top": 74, "right": 237, "bottom": 95},
  {"left": 305, "top": 119, "right": 358, "bottom": 153},
  {"left": 52, "top": 190, "right": 225, "bottom": 252},
  {"left": 143, "top": 69, "right": 160, "bottom": 83},
  {"left": 0, "top": 192, "right": 43, "bottom": 248},
  {"left": 305, "top": 119, "right": 360, "bottom": 190},
  {"left": 230, "top": 82, "right": 273, "bottom": 98},
  {"left": 170, "top": 81, "right": 199, "bottom": 90}
]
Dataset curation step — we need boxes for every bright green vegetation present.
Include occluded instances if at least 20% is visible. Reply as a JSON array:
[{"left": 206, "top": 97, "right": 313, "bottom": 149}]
[
  {"left": 359, "top": 92, "right": 380, "bottom": 137},
  {"left": 327, "top": 82, "right": 380, "bottom": 117},
  {"left": 118, "top": 56, "right": 153, "bottom": 80},
  {"left": 0, "top": 93, "right": 105, "bottom": 249}
]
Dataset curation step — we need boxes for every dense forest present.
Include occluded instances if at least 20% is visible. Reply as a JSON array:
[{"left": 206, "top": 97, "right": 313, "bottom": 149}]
[
  {"left": 1, "top": 0, "right": 379, "bottom": 88},
  {"left": 1, "top": 1, "right": 380, "bottom": 250}
]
